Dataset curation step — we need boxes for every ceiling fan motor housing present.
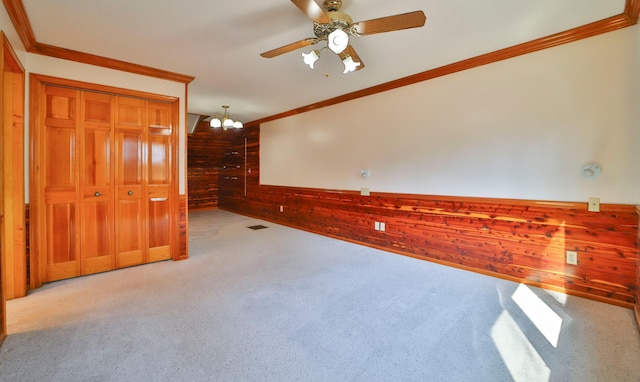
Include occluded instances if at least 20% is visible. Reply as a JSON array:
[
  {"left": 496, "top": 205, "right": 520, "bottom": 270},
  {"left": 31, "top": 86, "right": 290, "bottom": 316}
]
[
  {"left": 324, "top": 0, "right": 342, "bottom": 12},
  {"left": 312, "top": 0, "right": 354, "bottom": 39},
  {"left": 313, "top": 14, "right": 352, "bottom": 39}
]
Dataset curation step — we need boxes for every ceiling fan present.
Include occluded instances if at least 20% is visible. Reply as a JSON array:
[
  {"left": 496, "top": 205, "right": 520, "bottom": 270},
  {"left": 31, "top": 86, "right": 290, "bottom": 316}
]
[{"left": 260, "top": 0, "right": 426, "bottom": 73}]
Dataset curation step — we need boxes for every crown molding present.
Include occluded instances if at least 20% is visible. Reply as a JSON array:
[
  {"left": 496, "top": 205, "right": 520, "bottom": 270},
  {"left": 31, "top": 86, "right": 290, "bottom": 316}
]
[
  {"left": 249, "top": 2, "right": 640, "bottom": 126},
  {"left": 2, "top": 0, "right": 194, "bottom": 84},
  {"left": 626, "top": 0, "right": 640, "bottom": 21},
  {"left": 29, "top": 42, "right": 194, "bottom": 84}
]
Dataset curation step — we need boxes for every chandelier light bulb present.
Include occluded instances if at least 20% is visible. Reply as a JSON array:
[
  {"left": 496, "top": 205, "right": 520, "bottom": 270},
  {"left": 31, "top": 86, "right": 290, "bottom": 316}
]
[
  {"left": 210, "top": 118, "right": 222, "bottom": 128},
  {"left": 328, "top": 29, "right": 349, "bottom": 54},
  {"left": 342, "top": 55, "right": 361, "bottom": 74},
  {"left": 302, "top": 50, "right": 320, "bottom": 69}
]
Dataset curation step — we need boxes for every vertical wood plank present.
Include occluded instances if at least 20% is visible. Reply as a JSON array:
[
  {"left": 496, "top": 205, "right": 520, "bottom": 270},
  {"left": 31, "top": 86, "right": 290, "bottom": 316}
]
[{"left": 176, "top": 195, "right": 188, "bottom": 261}]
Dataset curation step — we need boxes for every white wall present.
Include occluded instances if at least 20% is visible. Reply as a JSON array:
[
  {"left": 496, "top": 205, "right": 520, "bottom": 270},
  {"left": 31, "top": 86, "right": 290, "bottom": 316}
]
[
  {"left": 261, "top": 26, "right": 640, "bottom": 204},
  {"left": 0, "top": 6, "right": 188, "bottom": 200}
]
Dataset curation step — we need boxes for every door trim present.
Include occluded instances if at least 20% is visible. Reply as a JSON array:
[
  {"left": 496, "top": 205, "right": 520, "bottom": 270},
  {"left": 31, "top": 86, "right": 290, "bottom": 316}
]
[{"left": 0, "top": 31, "right": 25, "bottom": 345}]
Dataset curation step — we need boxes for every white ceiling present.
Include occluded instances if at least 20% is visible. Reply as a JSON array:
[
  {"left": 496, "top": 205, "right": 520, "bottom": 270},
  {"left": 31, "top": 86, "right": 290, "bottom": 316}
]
[{"left": 21, "top": 0, "right": 625, "bottom": 123}]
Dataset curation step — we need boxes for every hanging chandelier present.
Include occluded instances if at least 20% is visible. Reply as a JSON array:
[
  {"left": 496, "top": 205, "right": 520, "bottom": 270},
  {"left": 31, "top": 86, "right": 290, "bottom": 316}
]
[{"left": 210, "top": 105, "right": 243, "bottom": 130}]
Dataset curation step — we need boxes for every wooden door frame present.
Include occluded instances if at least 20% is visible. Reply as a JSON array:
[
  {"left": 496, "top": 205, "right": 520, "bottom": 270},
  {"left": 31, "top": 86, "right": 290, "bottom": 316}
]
[
  {"left": 29, "top": 74, "right": 181, "bottom": 289},
  {"left": 0, "top": 31, "right": 25, "bottom": 345}
]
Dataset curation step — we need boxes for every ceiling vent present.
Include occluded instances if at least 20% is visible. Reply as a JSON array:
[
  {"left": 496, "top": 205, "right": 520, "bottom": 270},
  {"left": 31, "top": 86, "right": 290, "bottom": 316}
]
[{"left": 187, "top": 113, "right": 205, "bottom": 134}]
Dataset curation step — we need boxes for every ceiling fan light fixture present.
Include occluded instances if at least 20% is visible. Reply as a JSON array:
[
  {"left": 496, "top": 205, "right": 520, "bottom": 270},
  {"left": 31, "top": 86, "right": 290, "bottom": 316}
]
[
  {"left": 328, "top": 29, "right": 349, "bottom": 54},
  {"left": 261, "top": 2, "right": 426, "bottom": 75},
  {"left": 302, "top": 50, "right": 320, "bottom": 69},
  {"left": 342, "top": 55, "right": 361, "bottom": 74}
]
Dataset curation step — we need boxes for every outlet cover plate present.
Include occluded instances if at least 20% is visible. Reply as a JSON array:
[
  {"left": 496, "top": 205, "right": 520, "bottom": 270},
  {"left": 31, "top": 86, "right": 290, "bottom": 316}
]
[{"left": 566, "top": 250, "right": 578, "bottom": 265}]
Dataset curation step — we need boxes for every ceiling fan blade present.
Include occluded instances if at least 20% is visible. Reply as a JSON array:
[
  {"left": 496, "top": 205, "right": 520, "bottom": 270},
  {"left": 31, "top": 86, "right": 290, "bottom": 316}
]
[
  {"left": 290, "top": 0, "right": 331, "bottom": 24},
  {"left": 353, "top": 10, "right": 426, "bottom": 36},
  {"left": 260, "top": 38, "right": 318, "bottom": 58},
  {"left": 339, "top": 45, "right": 365, "bottom": 71}
]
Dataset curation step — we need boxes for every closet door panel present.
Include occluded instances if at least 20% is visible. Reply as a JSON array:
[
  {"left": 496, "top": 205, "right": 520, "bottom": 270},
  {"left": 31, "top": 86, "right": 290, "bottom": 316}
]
[
  {"left": 148, "top": 102, "right": 171, "bottom": 184},
  {"left": 116, "top": 186, "right": 144, "bottom": 267},
  {"left": 43, "top": 86, "right": 80, "bottom": 281},
  {"left": 115, "top": 97, "right": 146, "bottom": 267},
  {"left": 45, "top": 128, "right": 75, "bottom": 187},
  {"left": 148, "top": 185, "right": 170, "bottom": 262},
  {"left": 80, "top": 194, "right": 113, "bottom": 274},
  {"left": 80, "top": 92, "right": 115, "bottom": 275},
  {"left": 147, "top": 102, "right": 172, "bottom": 262},
  {"left": 45, "top": 201, "right": 78, "bottom": 281}
]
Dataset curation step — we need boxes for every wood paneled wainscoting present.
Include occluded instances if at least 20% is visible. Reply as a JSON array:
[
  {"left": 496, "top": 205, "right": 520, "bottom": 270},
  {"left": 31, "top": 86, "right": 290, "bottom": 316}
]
[
  {"left": 215, "top": 125, "right": 638, "bottom": 307},
  {"left": 177, "top": 195, "right": 189, "bottom": 261}
]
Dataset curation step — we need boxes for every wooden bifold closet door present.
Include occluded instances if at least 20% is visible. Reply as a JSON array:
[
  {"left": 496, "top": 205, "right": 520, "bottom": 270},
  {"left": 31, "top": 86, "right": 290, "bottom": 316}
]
[
  {"left": 115, "top": 96, "right": 146, "bottom": 268},
  {"left": 31, "top": 76, "right": 177, "bottom": 286},
  {"left": 81, "top": 91, "right": 115, "bottom": 275},
  {"left": 114, "top": 97, "right": 173, "bottom": 266},
  {"left": 41, "top": 86, "right": 82, "bottom": 281},
  {"left": 147, "top": 102, "right": 173, "bottom": 262}
]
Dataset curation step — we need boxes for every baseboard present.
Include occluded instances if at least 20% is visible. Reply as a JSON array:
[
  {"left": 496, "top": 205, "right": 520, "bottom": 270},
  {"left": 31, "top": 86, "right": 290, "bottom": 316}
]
[{"left": 188, "top": 206, "right": 219, "bottom": 211}]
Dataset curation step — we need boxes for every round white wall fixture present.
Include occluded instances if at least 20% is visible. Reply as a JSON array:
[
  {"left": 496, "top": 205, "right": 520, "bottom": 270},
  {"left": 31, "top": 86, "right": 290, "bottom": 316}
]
[{"left": 581, "top": 163, "right": 601, "bottom": 178}]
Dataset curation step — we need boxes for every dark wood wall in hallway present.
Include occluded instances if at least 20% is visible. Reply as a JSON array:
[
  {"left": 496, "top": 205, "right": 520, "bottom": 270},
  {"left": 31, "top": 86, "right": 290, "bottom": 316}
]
[
  {"left": 187, "top": 122, "right": 243, "bottom": 209},
  {"left": 188, "top": 124, "right": 638, "bottom": 307}
]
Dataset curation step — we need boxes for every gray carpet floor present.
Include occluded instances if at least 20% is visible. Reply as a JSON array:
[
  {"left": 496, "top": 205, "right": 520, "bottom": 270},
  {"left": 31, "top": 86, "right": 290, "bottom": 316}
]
[{"left": 1, "top": 209, "right": 639, "bottom": 381}]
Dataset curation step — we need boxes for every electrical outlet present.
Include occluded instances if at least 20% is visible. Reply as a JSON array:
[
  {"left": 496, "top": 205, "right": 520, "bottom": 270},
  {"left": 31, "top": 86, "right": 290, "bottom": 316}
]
[
  {"left": 374, "top": 222, "right": 380, "bottom": 231},
  {"left": 379, "top": 222, "right": 386, "bottom": 232},
  {"left": 279, "top": 205, "right": 284, "bottom": 213},
  {"left": 588, "top": 197, "right": 600, "bottom": 212},
  {"left": 566, "top": 250, "right": 578, "bottom": 265}
]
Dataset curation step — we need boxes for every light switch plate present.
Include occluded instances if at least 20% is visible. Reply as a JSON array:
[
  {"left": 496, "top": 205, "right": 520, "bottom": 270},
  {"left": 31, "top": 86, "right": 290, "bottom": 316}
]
[
  {"left": 566, "top": 250, "right": 578, "bottom": 265},
  {"left": 361, "top": 187, "right": 370, "bottom": 196},
  {"left": 588, "top": 197, "right": 600, "bottom": 212}
]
